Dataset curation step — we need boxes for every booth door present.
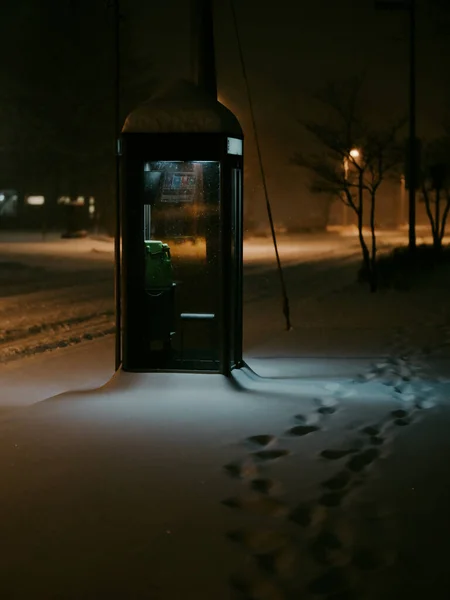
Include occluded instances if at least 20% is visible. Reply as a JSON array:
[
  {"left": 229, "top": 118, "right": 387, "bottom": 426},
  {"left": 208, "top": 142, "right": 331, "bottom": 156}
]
[
  {"left": 230, "top": 167, "right": 243, "bottom": 370},
  {"left": 142, "top": 161, "right": 221, "bottom": 371}
]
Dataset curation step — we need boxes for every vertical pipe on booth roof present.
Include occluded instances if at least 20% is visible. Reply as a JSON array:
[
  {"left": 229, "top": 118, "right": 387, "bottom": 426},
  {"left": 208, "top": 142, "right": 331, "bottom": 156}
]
[
  {"left": 190, "top": 0, "right": 218, "bottom": 100},
  {"left": 191, "top": 0, "right": 227, "bottom": 372}
]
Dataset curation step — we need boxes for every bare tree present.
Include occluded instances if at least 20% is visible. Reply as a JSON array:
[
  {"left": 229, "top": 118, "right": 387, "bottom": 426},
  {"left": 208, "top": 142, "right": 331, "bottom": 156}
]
[
  {"left": 420, "top": 135, "right": 450, "bottom": 251},
  {"left": 291, "top": 77, "right": 405, "bottom": 292}
]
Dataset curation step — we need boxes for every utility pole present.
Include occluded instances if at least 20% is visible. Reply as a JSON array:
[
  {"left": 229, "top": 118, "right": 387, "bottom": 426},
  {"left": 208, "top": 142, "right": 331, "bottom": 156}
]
[
  {"left": 114, "top": 0, "right": 122, "bottom": 370},
  {"left": 190, "top": 0, "right": 217, "bottom": 100},
  {"left": 106, "top": 0, "right": 122, "bottom": 369},
  {"left": 375, "top": 0, "right": 417, "bottom": 252}
]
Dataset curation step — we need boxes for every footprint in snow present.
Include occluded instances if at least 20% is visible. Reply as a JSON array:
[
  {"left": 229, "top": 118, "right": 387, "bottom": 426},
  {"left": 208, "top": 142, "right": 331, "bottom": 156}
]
[
  {"left": 250, "top": 478, "right": 281, "bottom": 495},
  {"left": 361, "top": 425, "right": 381, "bottom": 436},
  {"left": 318, "top": 405, "right": 338, "bottom": 416},
  {"left": 346, "top": 448, "right": 380, "bottom": 473},
  {"left": 390, "top": 408, "right": 414, "bottom": 426},
  {"left": 224, "top": 458, "right": 259, "bottom": 480},
  {"left": 294, "top": 413, "right": 309, "bottom": 423},
  {"left": 322, "top": 471, "right": 351, "bottom": 491},
  {"left": 360, "top": 425, "right": 387, "bottom": 446},
  {"left": 246, "top": 434, "right": 276, "bottom": 448},
  {"left": 253, "top": 449, "right": 290, "bottom": 461},
  {"left": 287, "top": 424, "right": 320, "bottom": 437}
]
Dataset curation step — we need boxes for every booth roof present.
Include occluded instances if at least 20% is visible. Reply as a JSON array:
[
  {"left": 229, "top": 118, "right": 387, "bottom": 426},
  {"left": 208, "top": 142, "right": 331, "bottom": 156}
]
[{"left": 122, "top": 79, "right": 243, "bottom": 136}]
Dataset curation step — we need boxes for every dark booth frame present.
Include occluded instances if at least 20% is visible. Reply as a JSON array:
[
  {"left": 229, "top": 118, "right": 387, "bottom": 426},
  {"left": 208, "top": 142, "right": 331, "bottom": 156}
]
[{"left": 118, "top": 131, "right": 244, "bottom": 376}]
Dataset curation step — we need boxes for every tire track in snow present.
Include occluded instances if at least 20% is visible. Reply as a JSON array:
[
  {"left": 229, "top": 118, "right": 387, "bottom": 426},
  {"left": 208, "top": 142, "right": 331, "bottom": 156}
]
[
  {"left": 0, "top": 269, "right": 114, "bottom": 362},
  {"left": 0, "top": 312, "right": 115, "bottom": 362},
  {"left": 0, "top": 309, "right": 114, "bottom": 346}
]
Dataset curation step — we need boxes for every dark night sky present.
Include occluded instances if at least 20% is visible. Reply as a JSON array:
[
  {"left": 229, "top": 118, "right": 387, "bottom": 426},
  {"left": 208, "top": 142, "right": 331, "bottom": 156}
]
[
  {"left": 127, "top": 0, "right": 450, "bottom": 223},
  {"left": 2, "top": 0, "right": 450, "bottom": 225},
  {"left": 129, "top": 0, "right": 450, "bottom": 130}
]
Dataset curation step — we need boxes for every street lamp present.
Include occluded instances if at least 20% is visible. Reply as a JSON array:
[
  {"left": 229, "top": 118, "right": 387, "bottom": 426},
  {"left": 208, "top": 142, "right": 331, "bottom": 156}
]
[
  {"left": 342, "top": 148, "right": 361, "bottom": 226},
  {"left": 344, "top": 148, "right": 360, "bottom": 178}
]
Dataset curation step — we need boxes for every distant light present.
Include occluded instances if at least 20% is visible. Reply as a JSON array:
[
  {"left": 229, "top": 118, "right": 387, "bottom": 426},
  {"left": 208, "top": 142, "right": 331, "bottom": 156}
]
[
  {"left": 89, "top": 197, "right": 95, "bottom": 206},
  {"left": 74, "top": 196, "right": 85, "bottom": 206},
  {"left": 227, "top": 137, "right": 243, "bottom": 156},
  {"left": 349, "top": 148, "right": 360, "bottom": 158},
  {"left": 89, "top": 205, "right": 95, "bottom": 215},
  {"left": 57, "top": 196, "right": 71, "bottom": 205},
  {"left": 26, "top": 195, "right": 45, "bottom": 206},
  {"left": 0, "top": 194, "right": 4, "bottom": 202}
]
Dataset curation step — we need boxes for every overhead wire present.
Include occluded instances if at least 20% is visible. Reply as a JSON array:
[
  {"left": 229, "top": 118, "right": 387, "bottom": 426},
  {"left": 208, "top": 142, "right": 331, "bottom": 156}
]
[{"left": 229, "top": 0, "right": 292, "bottom": 331}]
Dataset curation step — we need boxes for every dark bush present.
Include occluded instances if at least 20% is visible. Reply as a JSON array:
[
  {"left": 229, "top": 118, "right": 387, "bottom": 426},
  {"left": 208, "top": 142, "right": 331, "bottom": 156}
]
[{"left": 357, "top": 244, "right": 450, "bottom": 290}]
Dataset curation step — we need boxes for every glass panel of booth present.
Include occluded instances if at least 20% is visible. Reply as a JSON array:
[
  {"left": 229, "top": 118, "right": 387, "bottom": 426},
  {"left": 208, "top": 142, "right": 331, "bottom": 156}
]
[{"left": 141, "top": 160, "right": 221, "bottom": 370}]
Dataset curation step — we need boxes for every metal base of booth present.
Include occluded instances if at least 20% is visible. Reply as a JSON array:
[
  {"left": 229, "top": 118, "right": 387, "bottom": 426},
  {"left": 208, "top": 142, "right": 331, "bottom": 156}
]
[{"left": 121, "top": 355, "right": 245, "bottom": 376}]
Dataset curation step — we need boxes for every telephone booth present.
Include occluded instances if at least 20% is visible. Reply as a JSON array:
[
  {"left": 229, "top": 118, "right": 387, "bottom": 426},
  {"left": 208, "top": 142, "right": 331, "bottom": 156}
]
[{"left": 119, "top": 80, "right": 244, "bottom": 375}]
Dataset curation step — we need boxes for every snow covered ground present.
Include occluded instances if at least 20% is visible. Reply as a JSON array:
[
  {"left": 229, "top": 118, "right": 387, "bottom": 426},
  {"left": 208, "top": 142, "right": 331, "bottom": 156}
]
[
  {"left": 0, "top": 228, "right": 450, "bottom": 598},
  {"left": 0, "top": 365, "right": 449, "bottom": 598}
]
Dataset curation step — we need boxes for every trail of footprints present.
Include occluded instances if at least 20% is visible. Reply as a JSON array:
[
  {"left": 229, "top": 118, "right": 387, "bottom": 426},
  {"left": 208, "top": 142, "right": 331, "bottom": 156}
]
[
  {"left": 360, "top": 324, "right": 447, "bottom": 404},
  {"left": 222, "top": 391, "right": 432, "bottom": 599}
]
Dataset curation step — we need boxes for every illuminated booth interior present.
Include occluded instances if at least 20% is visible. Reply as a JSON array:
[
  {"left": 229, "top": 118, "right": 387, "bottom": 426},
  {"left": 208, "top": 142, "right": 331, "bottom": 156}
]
[{"left": 120, "top": 81, "right": 244, "bottom": 374}]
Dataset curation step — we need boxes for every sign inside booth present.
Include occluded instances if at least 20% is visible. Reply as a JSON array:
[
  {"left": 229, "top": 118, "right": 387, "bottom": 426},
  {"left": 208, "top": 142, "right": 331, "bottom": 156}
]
[{"left": 161, "top": 173, "right": 197, "bottom": 203}]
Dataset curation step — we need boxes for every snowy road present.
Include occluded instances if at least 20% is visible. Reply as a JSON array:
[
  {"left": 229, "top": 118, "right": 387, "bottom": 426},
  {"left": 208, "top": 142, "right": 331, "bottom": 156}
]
[
  {"left": 0, "top": 232, "right": 366, "bottom": 364},
  {"left": 0, "top": 265, "right": 114, "bottom": 363},
  {"left": 0, "top": 228, "right": 440, "bottom": 365}
]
